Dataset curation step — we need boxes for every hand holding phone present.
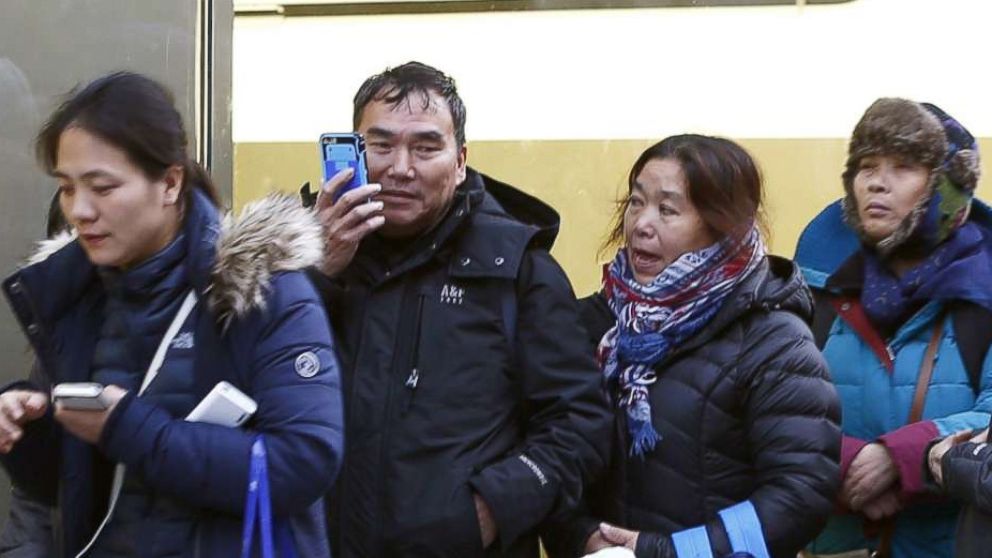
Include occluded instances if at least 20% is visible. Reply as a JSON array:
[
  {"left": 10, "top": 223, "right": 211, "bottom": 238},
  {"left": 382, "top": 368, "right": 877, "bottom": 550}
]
[
  {"left": 52, "top": 384, "right": 127, "bottom": 445},
  {"left": 313, "top": 136, "right": 385, "bottom": 277},
  {"left": 52, "top": 382, "right": 112, "bottom": 411}
]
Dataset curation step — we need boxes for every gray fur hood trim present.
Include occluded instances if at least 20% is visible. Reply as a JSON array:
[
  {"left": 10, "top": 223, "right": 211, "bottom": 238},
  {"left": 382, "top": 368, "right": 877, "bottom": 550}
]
[{"left": 209, "top": 194, "right": 323, "bottom": 324}]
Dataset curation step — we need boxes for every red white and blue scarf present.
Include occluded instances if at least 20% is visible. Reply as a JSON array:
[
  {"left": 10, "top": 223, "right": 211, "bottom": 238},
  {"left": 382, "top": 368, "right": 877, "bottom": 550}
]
[{"left": 600, "top": 226, "right": 766, "bottom": 457}]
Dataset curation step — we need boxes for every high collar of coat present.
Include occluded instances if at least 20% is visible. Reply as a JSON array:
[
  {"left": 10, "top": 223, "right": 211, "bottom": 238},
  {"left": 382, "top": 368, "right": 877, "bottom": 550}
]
[{"left": 20, "top": 190, "right": 323, "bottom": 327}]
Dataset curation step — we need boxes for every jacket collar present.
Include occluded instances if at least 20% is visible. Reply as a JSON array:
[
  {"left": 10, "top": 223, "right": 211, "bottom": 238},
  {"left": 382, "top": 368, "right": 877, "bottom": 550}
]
[
  {"left": 351, "top": 167, "right": 557, "bottom": 285},
  {"left": 825, "top": 252, "right": 866, "bottom": 293}
]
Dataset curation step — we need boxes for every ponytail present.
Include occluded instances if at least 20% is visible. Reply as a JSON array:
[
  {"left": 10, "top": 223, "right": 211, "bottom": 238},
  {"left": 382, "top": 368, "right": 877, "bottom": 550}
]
[{"left": 182, "top": 159, "right": 223, "bottom": 209}]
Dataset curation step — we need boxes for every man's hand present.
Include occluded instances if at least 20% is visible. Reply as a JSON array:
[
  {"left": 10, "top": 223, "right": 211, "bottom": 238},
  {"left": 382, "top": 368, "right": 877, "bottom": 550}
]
[
  {"left": 0, "top": 390, "right": 48, "bottom": 453},
  {"left": 841, "top": 443, "right": 899, "bottom": 510},
  {"left": 928, "top": 429, "right": 974, "bottom": 487},
  {"left": 860, "top": 488, "right": 904, "bottom": 521},
  {"left": 54, "top": 385, "right": 127, "bottom": 445},
  {"left": 598, "top": 523, "right": 639, "bottom": 551},
  {"left": 474, "top": 493, "right": 498, "bottom": 548},
  {"left": 315, "top": 167, "right": 384, "bottom": 277},
  {"left": 970, "top": 428, "right": 989, "bottom": 444}
]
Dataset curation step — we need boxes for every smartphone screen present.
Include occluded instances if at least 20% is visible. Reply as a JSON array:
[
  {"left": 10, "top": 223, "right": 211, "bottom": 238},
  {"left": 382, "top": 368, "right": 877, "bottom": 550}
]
[{"left": 320, "top": 133, "right": 369, "bottom": 202}]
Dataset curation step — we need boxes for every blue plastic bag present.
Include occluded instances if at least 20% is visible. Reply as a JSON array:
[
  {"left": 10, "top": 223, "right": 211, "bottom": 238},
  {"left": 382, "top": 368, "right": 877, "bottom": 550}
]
[{"left": 241, "top": 437, "right": 297, "bottom": 558}]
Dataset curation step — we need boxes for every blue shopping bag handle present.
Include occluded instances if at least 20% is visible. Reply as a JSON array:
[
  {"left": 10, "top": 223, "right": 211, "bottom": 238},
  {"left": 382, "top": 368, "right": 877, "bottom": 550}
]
[{"left": 242, "top": 437, "right": 297, "bottom": 558}]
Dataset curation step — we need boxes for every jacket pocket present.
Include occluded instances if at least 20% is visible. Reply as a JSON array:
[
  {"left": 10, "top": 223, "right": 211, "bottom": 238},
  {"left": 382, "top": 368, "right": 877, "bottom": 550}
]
[{"left": 386, "top": 472, "right": 486, "bottom": 558}]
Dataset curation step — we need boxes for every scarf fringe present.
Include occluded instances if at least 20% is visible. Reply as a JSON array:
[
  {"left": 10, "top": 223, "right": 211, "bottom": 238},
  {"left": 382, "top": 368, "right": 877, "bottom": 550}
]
[{"left": 628, "top": 419, "right": 662, "bottom": 458}]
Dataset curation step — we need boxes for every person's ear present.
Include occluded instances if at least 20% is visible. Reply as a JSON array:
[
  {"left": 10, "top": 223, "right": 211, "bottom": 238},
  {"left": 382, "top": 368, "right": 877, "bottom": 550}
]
[
  {"left": 162, "top": 165, "right": 185, "bottom": 206},
  {"left": 455, "top": 144, "right": 468, "bottom": 183}
]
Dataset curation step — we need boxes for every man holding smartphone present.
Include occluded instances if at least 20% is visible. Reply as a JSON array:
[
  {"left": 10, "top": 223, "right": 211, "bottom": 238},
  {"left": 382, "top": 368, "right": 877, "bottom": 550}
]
[{"left": 309, "top": 61, "right": 610, "bottom": 557}]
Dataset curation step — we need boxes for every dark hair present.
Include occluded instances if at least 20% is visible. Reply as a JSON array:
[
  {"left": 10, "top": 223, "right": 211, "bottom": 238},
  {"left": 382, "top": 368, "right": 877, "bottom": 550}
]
[
  {"left": 36, "top": 71, "right": 221, "bottom": 208},
  {"left": 603, "top": 134, "right": 767, "bottom": 253},
  {"left": 353, "top": 61, "right": 467, "bottom": 148},
  {"left": 46, "top": 192, "right": 69, "bottom": 238}
]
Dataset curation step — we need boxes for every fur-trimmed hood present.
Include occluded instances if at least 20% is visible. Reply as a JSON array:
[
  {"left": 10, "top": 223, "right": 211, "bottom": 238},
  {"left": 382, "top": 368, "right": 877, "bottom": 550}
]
[{"left": 18, "top": 191, "right": 323, "bottom": 326}]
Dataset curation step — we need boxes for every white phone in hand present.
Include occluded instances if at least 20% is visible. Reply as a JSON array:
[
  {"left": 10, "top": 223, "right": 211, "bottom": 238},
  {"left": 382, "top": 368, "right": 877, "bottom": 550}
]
[
  {"left": 52, "top": 382, "right": 111, "bottom": 411},
  {"left": 185, "top": 381, "right": 257, "bottom": 427}
]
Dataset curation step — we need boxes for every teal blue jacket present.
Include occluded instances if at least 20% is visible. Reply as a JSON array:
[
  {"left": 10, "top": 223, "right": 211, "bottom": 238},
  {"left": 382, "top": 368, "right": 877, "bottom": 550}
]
[{"left": 797, "top": 201, "right": 992, "bottom": 558}]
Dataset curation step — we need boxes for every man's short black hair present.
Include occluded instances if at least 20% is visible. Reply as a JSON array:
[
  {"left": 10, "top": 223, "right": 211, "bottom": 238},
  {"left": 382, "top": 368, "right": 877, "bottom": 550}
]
[{"left": 353, "top": 61, "right": 467, "bottom": 148}]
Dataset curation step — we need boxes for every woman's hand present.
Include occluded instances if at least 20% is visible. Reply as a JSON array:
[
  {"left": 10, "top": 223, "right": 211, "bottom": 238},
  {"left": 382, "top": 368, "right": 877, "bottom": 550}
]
[
  {"left": 841, "top": 443, "right": 899, "bottom": 510},
  {"left": 860, "top": 488, "right": 904, "bottom": 521},
  {"left": 54, "top": 385, "right": 127, "bottom": 445},
  {"left": 0, "top": 390, "right": 49, "bottom": 453},
  {"left": 585, "top": 529, "right": 615, "bottom": 554},
  {"left": 927, "top": 429, "right": 974, "bottom": 487},
  {"left": 598, "top": 523, "right": 639, "bottom": 551}
]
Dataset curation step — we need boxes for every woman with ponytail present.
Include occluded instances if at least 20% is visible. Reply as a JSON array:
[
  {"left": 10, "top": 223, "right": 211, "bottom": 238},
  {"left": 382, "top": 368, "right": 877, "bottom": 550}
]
[
  {"left": 0, "top": 72, "right": 344, "bottom": 557},
  {"left": 546, "top": 135, "right": 841, "bottom": 558}
]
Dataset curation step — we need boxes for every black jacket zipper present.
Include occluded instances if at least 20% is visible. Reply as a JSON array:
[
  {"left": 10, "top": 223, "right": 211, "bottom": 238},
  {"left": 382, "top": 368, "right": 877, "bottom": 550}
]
[{"left": 404, "top": 294, "right": 427, "bottom": 413}]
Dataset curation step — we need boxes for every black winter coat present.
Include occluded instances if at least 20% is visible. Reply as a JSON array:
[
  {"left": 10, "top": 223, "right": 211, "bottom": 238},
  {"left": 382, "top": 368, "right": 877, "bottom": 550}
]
[
  {"left": 310, "top": 169, "right": 612, "bottom": 558},
  {"left": 546, "top": 256, "right": 842, "bottom": 558},
  {"left": 939, "top": 429, "right": 992, "bottom": 558}
]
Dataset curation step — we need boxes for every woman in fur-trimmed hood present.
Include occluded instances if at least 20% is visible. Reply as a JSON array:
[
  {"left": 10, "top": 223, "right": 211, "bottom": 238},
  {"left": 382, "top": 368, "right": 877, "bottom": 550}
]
[
  {"left": 798, "top": 98, "right": 992, "bottom": 558},
  {"left": 0, "top": 72, "right": 343, "bottom": 558}
]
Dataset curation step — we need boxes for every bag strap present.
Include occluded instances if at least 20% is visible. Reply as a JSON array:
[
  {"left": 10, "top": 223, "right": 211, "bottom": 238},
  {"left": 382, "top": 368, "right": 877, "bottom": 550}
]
[
  {"left": 242, "top": 437, "right": 298, "bottom": 558},
  {"left": 909, "top": 314, "right": 946, "bottom": 423},
  {"left": 74, "top": 291, "right": 197, "bottom": 558},
  {"left": 874, "top": 314, "right": 946, "bottom": 558}
]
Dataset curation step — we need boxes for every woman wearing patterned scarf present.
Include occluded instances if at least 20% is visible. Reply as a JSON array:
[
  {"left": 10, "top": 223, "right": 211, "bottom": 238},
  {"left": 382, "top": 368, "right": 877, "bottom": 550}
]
[
  {"left": 543, "top": 135, "right": 841, "bottom": 558},
  {"left": 798, "top": 99, "right": 992, "bottom": 558}
]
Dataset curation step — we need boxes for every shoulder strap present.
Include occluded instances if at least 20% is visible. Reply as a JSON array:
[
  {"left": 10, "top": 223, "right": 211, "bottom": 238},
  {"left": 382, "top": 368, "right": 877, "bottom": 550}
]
[
  {"left": 909, "top": 314, "right": 946, "bottom": 423},
  {"left": 950, "top": 302, "right": 992, "bottom": 394}
]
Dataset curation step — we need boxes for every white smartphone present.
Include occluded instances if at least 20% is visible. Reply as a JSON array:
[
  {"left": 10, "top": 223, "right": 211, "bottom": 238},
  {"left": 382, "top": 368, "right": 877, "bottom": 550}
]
[
  {"left": 51, "top": 382, "right": 111, "bottom": 411},
  {"left": 185, "top": 381, "right": 257, "bottom": 427}
]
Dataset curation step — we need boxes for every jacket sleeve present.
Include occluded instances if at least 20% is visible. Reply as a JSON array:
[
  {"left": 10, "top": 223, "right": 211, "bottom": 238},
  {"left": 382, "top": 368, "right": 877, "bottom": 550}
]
[
  {"left": 941, "top": 439, "right": 992, "bottom": 513},
  {"left": 876, "top": 335, "right": 992, "bottom": 499},
  {"left": 0, "top": 362, "right": 60, "bottom": 505},
  {"left": 98, "top": 271, "right": 345, "bottom": 518},
  {"left": 468, "top": 250, "right": 613, "bottom": 550},
  {"left": 540, "top": 292, "right": 624, "bottom": 558},
  {"left": 633, "top": 313, "right": 842, "bottom": 558}
]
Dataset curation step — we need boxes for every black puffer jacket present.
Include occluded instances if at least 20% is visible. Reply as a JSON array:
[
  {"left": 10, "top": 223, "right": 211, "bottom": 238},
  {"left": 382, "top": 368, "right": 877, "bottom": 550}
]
[
  {"left": 548, "top": 256, "right": 841, "bottom": 558},
  {"left": 310, "top": 169, "right": 612, "bottom": 557},
  {"left": 939, "top": 429, "right": 992, "bottom": 558}
]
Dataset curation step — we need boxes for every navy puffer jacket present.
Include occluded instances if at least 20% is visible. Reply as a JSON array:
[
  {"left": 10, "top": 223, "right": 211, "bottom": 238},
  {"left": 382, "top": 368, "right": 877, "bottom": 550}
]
[{"left": 0, "top": 190, "right": 344, "bottom": 558}]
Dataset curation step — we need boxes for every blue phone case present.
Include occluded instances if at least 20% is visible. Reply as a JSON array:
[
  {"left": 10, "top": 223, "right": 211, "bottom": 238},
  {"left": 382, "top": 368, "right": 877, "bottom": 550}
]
[{"left": 319, "top": 133, "right": 369, "bottom": 202}]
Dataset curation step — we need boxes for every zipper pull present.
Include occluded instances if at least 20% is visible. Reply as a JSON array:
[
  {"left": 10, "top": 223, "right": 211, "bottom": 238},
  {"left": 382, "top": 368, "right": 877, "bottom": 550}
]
[{"left": 405, "top": 368, "right": 419, "bottom": 389}]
